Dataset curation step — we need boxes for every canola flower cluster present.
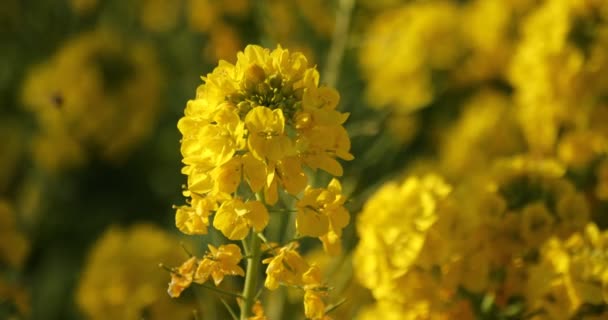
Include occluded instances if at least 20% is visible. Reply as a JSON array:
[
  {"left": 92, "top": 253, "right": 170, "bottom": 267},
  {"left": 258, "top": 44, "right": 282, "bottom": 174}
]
[
  {"left": 353, "top": 1, "right": 608, "bottom": 319},
  {"left": 21, "top": 29, "right": 162, "bottom": 171},
  {"left": 76, "top": 224, "right": 193, "bottom": 320},
  {"left": 168, "top": 45, "right": 352, "bottom": 319}
]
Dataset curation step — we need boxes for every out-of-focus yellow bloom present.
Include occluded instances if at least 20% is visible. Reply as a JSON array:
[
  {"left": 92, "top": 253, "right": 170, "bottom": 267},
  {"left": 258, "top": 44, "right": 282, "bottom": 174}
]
[
  {"left": 140, "top": 0, "right": 182, "bottom": 32},
  {"left": 354, "top": 174, "right": 451, "bottom": 302},
  {"left": 526, "top": 223, "right": 608, "bottom": 318},
  {"left": 205, "top": 23, "right": 244, "bottom": 62},
  {"left": 249, "top": 300, "right": 268, "bottom": 320},
  {"left": 261, "top": 0, "right": 334, "bottom": 58},
  {"left": 213, "top": 199, "right": 269, "bottom": 240},
  {"left": 296, "top": 178, "right": 349, "bottom": 255},
  {"left": 77, "top": 224, "right": 192, "bottom": 320},
  {"left": 69, "top": 0, "right": 97, "bottom": 15},
  {"left": 508, "top": 0, "right": 608, "bottom": 154},
  {"left": 360, "top": 1, "right": 463, "bottom": 112},
  {"left": 21, "top": 29, "right": 162, "bottom": 171},
  {"left": 357, "top": 299, "right": 475, "bottom": 320},
  {"left": 557, "top": 130, "right": 606, "bottom": 168},
  {"left": 263, "top": 243, "right": 309, "bottom": 290},
  {"left": 302, "top": 265, "right": 327, "bottom": 320},
  {"left": 520, "top": 203, "right": 555, "bottom": 248},
  {"left": 438, "top": 90, "right": 524, "bottom": 179}
]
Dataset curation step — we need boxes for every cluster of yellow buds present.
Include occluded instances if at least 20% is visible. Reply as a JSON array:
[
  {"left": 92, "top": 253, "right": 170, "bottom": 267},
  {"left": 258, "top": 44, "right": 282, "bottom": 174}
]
[{"left": 168, "top": 44, "right": 352, "bottom": 319}]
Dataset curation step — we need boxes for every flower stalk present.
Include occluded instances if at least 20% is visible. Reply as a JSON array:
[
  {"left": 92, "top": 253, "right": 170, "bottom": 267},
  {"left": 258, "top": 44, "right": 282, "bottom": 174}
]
[{"left": 241, "top": 231, "right": 262, "bottom": 319}]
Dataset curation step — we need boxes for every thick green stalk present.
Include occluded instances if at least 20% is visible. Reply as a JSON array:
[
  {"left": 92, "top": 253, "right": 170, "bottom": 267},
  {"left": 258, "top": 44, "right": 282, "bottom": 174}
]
[{"left": 241, "top": 232, "right": 262, "bottom": 319}]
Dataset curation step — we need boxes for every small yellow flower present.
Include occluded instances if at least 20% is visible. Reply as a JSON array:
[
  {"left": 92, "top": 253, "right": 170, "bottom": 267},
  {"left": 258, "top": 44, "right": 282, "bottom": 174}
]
[
  {"left": 245, "top": 106, "right": 294, "bottom": 162},
  {"left": 302, "top": 265, "right": 327, "bottom": 320},
  {"left": 175, "top": 196, "right": 217, "bottom": 235},
  {"left": 298, "top": 125, "right": 353, "bottom": 176},
  {"left": 167, "top": 257, "right": 197, "bottom": 298},
  {"left": 296, "top": 178, "right": 349, "bottom": 254},
  {"left": 195, "top": 244, "right": 245, "bottom": 286},
  {"left": 21, "top": 29, "right": 162, "bottom": 171},
  {"left": 213, "top": 199, "right": 269, "bottom": 240},
  {"left": 248, "top": 300, "right": 267, "bottom": 320},
  {"left": 262, "top": 244, "right": 309, "bottom": 290}
]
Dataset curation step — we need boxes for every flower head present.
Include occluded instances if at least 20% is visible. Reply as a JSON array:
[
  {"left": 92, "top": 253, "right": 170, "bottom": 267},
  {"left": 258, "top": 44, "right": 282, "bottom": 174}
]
[
  {"left": 296, "top": 178, "right": 349, "bottom": 254},
  {"left": 177, "top": 44, "right": 352, "bottom": 213}
]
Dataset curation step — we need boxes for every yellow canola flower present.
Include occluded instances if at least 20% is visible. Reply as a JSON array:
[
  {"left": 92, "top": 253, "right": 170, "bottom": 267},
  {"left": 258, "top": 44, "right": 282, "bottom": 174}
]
[
  {"left": 302, "top": 265, "right": 328, "bottom": 320},
  {"left": 354, "top": 174, "right": 451, "bottom": 302},
  {"left": 77, "top": 224, "right": 192, "bottom": 320},
  {"left": 248, "top": 300, "right": 268, "bottom": 320},
  {"left": 195, "top": 244, "right": 245, "bottom": 286},
  {"left": 167, "top": 257, "right": 197, "bottom": 298},
  {"left": 296, "top": 178, "right": 349, "bottom": 255},
  {"left": 263, "top": 243, "right": 310, "bottom": 290},
  {"left": 245, "top": 106, "right": 292, "bottom": 162},
  {"left": 21, "top": 29, "right": 162, "bottom": 172},
  {"left": 177, "top": 44, "right": 352, "bottom": 213},
  {"left": 508, "top": 0, "right": 608, "bottom": 154},
  {"left": 213, "top": 199, "right": 269, "bottom": 240},
  {"left": 526, "top": 223, "right": 608, "bottom": 319},
  {"left": 175, "top": 196, "right": 217, "bottom": 235},
  {"left": 359, "top": 1, "right": 463, "bottom": 112},
  {"left": 167, "top": 244, "right": 245, "bottom": 298}
]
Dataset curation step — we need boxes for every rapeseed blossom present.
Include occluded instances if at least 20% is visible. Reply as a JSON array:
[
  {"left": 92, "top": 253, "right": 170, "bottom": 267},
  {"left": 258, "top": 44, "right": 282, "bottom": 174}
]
[
  {"left": 77, "top": 224, "right": 192, "bottom": 320},
  {"left": 171, "top": 44, "right": 352, "bottom": 319}
]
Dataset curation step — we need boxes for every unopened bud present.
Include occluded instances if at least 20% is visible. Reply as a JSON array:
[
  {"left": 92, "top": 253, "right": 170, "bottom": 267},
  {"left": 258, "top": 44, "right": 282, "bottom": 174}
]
[{"left": 245, "top": 64, "right": 266, "bottom": 84}]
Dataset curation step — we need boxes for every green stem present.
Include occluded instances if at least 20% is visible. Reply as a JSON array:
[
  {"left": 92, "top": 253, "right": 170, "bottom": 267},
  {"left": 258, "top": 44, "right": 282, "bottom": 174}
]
[
  {"left": 323, "top": 0, "right": 355, "bottom": 87},
  {"left": 200, "top": 284, "right": 244, "bottom": 299},
  {"left": 240, "top": 232, "right": 262, "bottom": 319}
]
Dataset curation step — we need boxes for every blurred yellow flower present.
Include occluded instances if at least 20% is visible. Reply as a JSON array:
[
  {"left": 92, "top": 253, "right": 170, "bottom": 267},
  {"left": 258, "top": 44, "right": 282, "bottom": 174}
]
[
  {"left": 360, "top": 1, "right": 462, "bottom": 112},
  {"left": 526, "top": 223, "right": 608, "bottom": 318},
  {"left": 354, "top": 174, "right": 451, "bottom": 302},
  {"left": 77, "top": 224, "right": 192, "bottom": 320},
  {"left": 21, "top": 29, "right": 162, "bottom": 171}
]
